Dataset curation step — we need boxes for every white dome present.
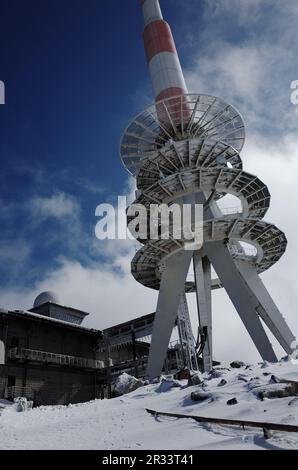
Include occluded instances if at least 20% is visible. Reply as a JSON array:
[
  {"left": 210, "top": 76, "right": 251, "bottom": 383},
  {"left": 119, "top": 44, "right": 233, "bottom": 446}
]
[{"left": 33, "top": 291, "right": 60, "bottom": 308}]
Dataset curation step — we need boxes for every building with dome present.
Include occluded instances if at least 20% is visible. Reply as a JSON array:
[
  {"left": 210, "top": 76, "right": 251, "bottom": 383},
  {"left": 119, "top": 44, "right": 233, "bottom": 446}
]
[
  {"left": 0, "top": 292, "right": 186, "bottom": 406},
  {"left": 0, "top": 293, "right": 104, "bottom": 405}
]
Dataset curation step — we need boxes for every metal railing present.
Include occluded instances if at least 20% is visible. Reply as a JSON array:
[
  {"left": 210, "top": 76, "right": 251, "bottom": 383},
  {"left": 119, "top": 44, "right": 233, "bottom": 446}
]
[
  {"left": 219, "top": 206, "right": 243, "bottom": 215},
  {"left": 5, "top": 385, "right": 34, "bottom": 400},
  {"left": 8, "top": 347, "right": 104, "bottom": 370}
]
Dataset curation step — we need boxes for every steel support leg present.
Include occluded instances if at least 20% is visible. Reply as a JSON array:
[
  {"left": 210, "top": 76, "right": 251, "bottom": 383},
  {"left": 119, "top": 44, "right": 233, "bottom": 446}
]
[
  {"left": 146, "top": 249, "right": 193, "bottom": 380},
  {"left": 235, "top": 260, "right": 296, "bottom": 354},
  {"left": 193, "top": 252, "right": 213, "bottom": 371},
  {"left": 204, "top": 241, "right": 278, "bottom": 362}
]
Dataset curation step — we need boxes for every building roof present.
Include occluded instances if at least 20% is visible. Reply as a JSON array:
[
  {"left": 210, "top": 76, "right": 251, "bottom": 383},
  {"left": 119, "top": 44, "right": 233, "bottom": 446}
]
[
  {"left": 104, "top": 312, "right": 155, "bottom": 334},
  {"left": 29, "top": 301, "right": 90, "bottom": 317},
  {"left": 0, "top": 308, "right": 101, "bottom": 336}
]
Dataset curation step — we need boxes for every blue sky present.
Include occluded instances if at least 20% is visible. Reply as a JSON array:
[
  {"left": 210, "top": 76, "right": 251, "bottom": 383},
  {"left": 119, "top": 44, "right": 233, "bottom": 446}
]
[
  {"left": 0, "top": 0, "right": 298, "bottom": 363},
  {"left": 0, "top": 0, "right": 204, "bottom": 288}
]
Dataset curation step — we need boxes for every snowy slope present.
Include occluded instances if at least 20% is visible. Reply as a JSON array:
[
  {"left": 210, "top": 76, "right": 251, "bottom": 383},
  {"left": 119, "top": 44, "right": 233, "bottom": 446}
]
[{"left": 1, "top": 360, "right": 298, "bottom": 450}]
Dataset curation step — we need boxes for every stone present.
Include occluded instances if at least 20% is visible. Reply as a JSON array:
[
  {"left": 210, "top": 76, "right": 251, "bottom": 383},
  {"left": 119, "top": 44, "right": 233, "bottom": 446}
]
[
  {"left": 230, "top": 361, "right": 245, "bottom": 368},
  {"left": 207, "top": 369, "right": 223, "bottom": 379},
  {"left": 270, "top": 375, "right": 280, "bottom": 384},
  {"left": 253, "top": 383, "right": 296, "bottom": 400},
  {"left": 175, "top": 368, "right": 191, "bottom": 380},
  {"left": 190, "top": 391, "right": 212, "bottom": 402},
  {"left": 13, "top": 397, "right": 33, "bottom": 412},
  {"left": 114, "top": 373, "right": 144, "bottom": 396},
  {"left": 217, "top": 379, "right": 227, "bottom": 387},
  {"left": 227, "top": 397, "right": 238, "bottom": 405}
]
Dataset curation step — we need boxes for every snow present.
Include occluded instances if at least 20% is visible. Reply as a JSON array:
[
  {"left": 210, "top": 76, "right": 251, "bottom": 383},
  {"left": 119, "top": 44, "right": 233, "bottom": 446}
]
[
  {"left": 1, "top": 360, "right": 298, "bottom": 450},
  {"left": 0, "top": 398, "right": 12, "bottom": 409}
]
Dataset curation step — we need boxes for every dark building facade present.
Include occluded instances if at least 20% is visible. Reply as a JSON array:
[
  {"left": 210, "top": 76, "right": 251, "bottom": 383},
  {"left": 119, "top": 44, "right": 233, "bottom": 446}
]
[{"left": 0, "top": 306, "right": 104, "bottom": 406}]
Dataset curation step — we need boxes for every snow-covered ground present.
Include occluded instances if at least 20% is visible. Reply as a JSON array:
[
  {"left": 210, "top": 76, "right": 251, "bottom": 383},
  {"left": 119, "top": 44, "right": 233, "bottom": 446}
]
[{"left": 1, "top": 359, "right": 298, "bottom": 450}]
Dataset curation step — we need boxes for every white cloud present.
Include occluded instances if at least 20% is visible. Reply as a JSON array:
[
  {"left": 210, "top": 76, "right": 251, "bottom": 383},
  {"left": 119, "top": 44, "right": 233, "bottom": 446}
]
[
  {"left": 204, "top": 0, "right": 266, "bottom": 24},
  {"left": 28, "top": 191, "right": 81, "bottom": 221},
  {"left": 187, "top": 43, "right": 264, "bottom": 103},
  {"left": 185, "top": 0, "right": 298, "bottom": 139}
]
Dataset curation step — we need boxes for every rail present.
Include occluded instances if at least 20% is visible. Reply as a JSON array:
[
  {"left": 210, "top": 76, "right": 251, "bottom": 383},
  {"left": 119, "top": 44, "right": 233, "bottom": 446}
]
[
  {"left": 5, "top": 385, "right": 34, "bottom": 400},
  {"left": 146, "top": 408, "right": 298, "bottom": 439},
  {"left": 8, "top": 347, "right": 104, "bottom": 370}
]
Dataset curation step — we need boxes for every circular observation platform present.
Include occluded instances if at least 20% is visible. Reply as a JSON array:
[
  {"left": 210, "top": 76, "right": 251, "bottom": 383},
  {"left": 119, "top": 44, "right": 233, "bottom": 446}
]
[
  {"left": 130, "top": 167, "right": 271, "bottom": 225},
  {"left": 136, "top": 137, "right": 243, "bottom": 189},
  {"left": 131, "top": 218, "right": 287, "bottom": 292},
  {"left": 120, "top": 93, "right": 246, "bottom": 176}
]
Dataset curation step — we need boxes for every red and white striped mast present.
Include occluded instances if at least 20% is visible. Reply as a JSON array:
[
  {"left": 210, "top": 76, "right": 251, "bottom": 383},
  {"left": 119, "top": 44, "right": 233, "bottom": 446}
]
[{"left": 141, "top": 0, "right": 188, "bottom": 102}]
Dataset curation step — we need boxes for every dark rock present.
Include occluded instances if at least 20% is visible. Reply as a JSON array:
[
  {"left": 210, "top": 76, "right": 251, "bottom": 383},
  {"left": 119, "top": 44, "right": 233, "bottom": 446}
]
[
  {"left": 190, "top": 391, "right": 212, "bottom": 402},
  {"left": 175, "top": 368, "right": 191, "bottom": 381},
  {"left": 227, "top": 397, "right": 238, "bottom": 405},
  {"left": 263, "top": 372, "right": 270, "bottom": 376},
  {"left": 206, "top": 369, "right": 223, "bottom": 380},
  {"left": 217, "top": 379, "right": 227, "bottom": 387},
  {"left": 254, "top": 383, "right": 296, "bottom": 400},
  {"left": 270, "top": 375, "right": 280, "bottom": 384},
  {"left": 230, "top": 361, "right": 245, "bottom": 368}
]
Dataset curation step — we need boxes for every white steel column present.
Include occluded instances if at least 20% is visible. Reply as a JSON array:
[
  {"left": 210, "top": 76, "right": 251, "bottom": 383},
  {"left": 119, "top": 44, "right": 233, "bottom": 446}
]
[
  {"left": 235, "top": 260, "right": 295, "bottom": 354},
  {"left": 146, "top": 250, "right": 193, "bottom": 380},
  {"left": 204, "top": 241, "right": 278, "bottom": 363},
  {"left": 193, "top": 252, "right": 213, "bottom": 371}
]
